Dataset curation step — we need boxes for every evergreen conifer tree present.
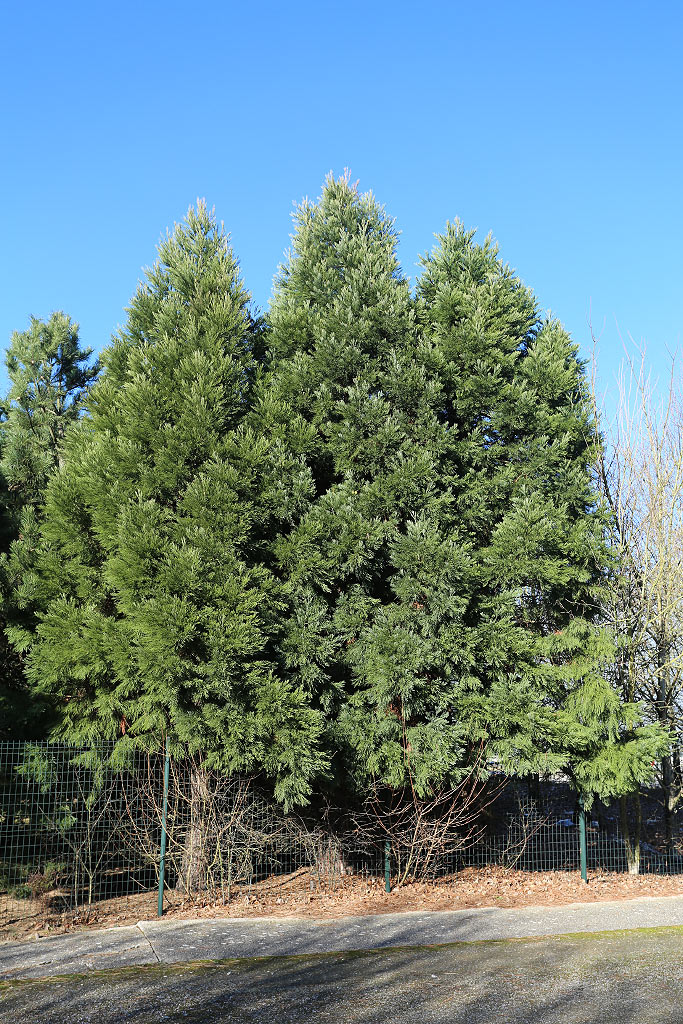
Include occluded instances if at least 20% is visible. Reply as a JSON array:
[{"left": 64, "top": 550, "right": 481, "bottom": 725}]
[
  {"left": 1, "top": 312, "right": 99, "bottom": 516},
  {"left": 416, "top": 224, "right": 666, "bottom": 799},
  {"left": 10, "top": 204, "right": 327, "bottom": 806},
  {"left": 262, "top": 179, "right": 664, "bottom": 802},
  {"left": 261, "top": 176, "right": 475, "bottom": 795},
  {"left": 0, "top": 313, "right": 99, "bottom": 737}
]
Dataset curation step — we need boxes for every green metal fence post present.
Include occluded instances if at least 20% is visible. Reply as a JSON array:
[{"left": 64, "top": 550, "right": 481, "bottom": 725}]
[
  {"left": 578, "top": 796, "right": 588, "bottom": 883},
  {"left": 157, "top": 737, "right": 171, "bottom": 917},
  {"left": 384, "top": 840, "right": 391, "bottom": 893}
]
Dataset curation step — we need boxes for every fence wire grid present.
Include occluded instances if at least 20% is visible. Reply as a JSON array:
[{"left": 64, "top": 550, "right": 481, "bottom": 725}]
[{"left": 1, "top": 742, "right": 681, "bottom": 938}]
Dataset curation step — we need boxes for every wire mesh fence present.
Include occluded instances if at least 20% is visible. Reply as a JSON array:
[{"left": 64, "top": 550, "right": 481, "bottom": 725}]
[
  {"left": 1, "top": 742, "right": 681, "bottom": 938},
  {"left": 0, "top": 742, "right": 163, "bottom": 935},
  {"left": 0, "top": 741, "right": 385, "bottom": 936},
  {"left": 456, "top": 804, "right": 683, "bottom": 876}
]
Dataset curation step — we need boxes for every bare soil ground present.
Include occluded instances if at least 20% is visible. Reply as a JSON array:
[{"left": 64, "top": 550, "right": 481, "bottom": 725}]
[{"left": 3, "top": 865, "right": 683, "bottom": 943}]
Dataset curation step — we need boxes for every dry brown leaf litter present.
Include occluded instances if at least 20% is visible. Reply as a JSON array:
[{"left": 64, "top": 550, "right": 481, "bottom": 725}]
[{"left": 3, "top": 866, "right": 683, "bottom": 942}]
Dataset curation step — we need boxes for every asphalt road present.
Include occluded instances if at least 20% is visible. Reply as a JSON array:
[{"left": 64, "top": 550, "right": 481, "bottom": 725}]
[
  {"left": 1, "top": 928, "right": 683, "bottom": 1023},
  {"left": 3, "top": 895, "right": 683, "bottom": 981}
]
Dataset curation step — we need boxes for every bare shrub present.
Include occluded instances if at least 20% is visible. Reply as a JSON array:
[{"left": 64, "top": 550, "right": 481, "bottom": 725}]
[
  {"left": 349, "top": 762, "right": 502, "bottom": 886},
  {"left": 498, "top": 797, "right": 552, "bottom": 872}
]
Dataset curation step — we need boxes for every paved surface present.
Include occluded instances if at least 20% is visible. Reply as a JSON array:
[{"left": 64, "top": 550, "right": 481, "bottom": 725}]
[
  {"left": 1, "top": 894, "right": 682, "bottom": 980},
  {"left": 1, "top": 927, "right": 682, "bottom": 1022}
]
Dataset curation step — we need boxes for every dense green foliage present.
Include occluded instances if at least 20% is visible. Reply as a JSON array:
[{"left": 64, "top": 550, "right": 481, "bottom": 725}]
[
  {"left": 257, "top": 180, "right": 666, "bottom": 802},
  {"left": 0, "top": 314, "right": 99, "bottom": 738},
  {"left": 415, "top": 226, "right": 667, "bottom": 802},
  {"left": 7, "top": 205, "right": 327, "bottom": 805},
  {"left": 1, "top": 313, "right": 99, "bottom": 517},
  {"left": 2, "top": 177, "right": 668, "bottom": 806}
]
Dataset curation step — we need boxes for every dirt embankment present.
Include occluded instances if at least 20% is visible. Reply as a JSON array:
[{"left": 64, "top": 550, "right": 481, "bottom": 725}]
[{"left": 3, "top": 866, "right": 683, "bottom": 942}]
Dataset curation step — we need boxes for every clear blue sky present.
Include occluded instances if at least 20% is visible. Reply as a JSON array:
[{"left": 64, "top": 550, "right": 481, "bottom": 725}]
[{"left": 2, "top": 1, "right": 681, "bottom": 411}]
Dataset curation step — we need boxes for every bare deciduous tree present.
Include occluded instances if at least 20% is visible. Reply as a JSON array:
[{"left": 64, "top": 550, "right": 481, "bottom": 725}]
[{"left": 591, "top": 336, "right": 683, "bottom": 868}]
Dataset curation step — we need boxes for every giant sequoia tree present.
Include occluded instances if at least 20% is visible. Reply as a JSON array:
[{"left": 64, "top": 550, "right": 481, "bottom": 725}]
[
  {"left": 416, "top": 224, "right": 666, "bottom": 800},
  {"left": 10, "top": 204, "right": 327, "bottom": 806},
  {"left": 11, "top": 178, "right": 665, "bottom": 808},
  {"left": 260, "top": 177, "right": 665, "bottom": 802},
  {"left": 258, "top": 173, "right": 471, "bottom": 795}
]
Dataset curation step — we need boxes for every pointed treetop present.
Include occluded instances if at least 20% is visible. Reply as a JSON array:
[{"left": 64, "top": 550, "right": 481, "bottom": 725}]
[
  {"left": 1, "top": 312, "right": 99, "bottom": 508},
  {"left": 267, "top": 173, "right": 411, "bottom": 374}
]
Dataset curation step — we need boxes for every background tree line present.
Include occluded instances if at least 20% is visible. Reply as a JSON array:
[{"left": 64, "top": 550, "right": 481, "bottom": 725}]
[{"left": 0, "top": 175, "right": 675, "bottom": 850}]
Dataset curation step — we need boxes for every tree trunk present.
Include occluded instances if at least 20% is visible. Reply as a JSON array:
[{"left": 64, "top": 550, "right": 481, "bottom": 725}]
[
  {"left": 672, "top": 735, "right": 683, "bottom": 795},
  {"left": 657, "top": 636, "right": 675, "bottom": 852},
  {"left": 527, "top": 773, "right": 541, "bottom": 805},
  {"left": 178, "top": 764, "right": 213, "bottom": 894},
  {"left": 634, "top": 792, "right": 642, "bottom": 874},
  {"left": 663, "top": 758, "right": 675, "bottom": 851},
  {"left": 620, "top": 794, "right": 641, "bottom": 875},
  {"left": 594, "top": 797, "right": 608, "bottom": 833}
]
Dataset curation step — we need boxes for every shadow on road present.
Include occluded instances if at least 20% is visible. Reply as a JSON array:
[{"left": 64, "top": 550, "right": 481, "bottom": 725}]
[{"left": 2, "top": 927, "right": 681, "bottom": 1023}]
